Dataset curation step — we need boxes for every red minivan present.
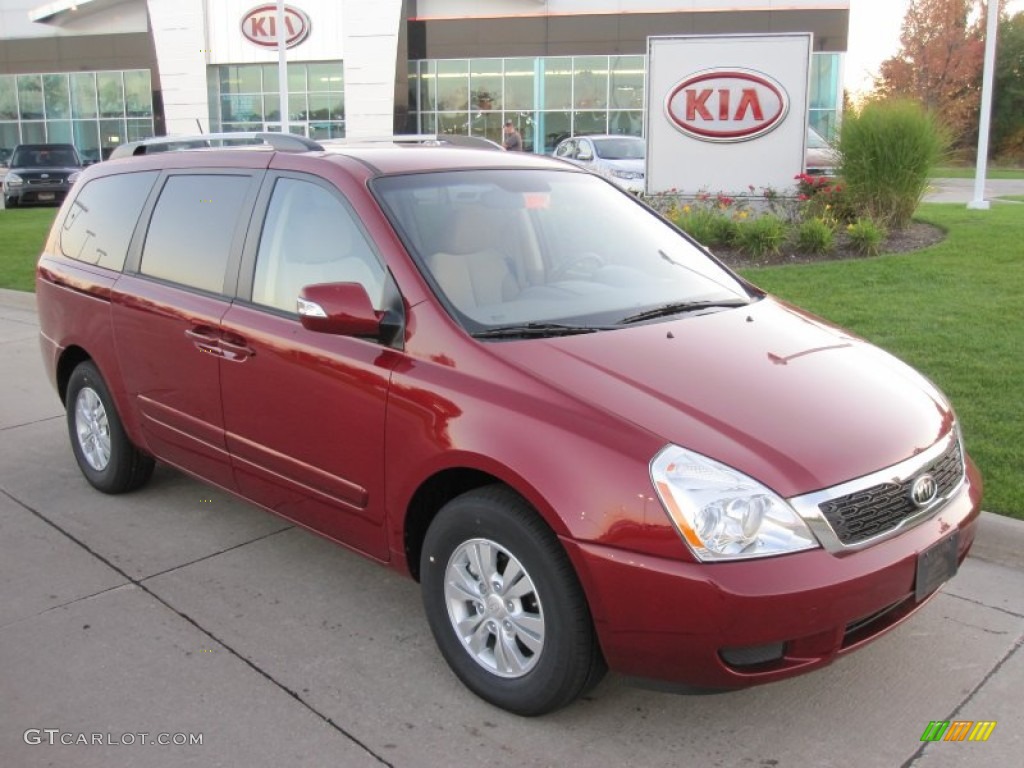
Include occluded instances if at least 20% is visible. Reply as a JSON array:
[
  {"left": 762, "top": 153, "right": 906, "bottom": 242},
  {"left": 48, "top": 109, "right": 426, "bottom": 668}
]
[{"left": 35, "top": 134, "right": 981, "bottom": 715}]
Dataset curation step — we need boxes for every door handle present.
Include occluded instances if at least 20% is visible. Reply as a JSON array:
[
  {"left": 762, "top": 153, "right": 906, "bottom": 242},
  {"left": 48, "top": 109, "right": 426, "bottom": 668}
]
[
  {"left": 218, "top": 339, "right": 255, "bottom": 361},
  {"left": 185, "top": 326, "right": 222, "bottom": 356},
  {"left": 218, "top": 334, "right": 256, "bottom": 362}
]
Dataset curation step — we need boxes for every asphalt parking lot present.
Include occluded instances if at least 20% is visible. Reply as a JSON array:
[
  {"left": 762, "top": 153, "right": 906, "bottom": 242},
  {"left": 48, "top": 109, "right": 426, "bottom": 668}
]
[{"left": 1, "top": 285, "right": 1022, "bottom": 768}]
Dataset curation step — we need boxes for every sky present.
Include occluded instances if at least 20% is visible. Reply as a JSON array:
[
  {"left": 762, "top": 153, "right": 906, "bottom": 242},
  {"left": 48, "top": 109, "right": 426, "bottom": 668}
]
[{"left": 846, "top": 0, "right": 1024, "bottom": 97}]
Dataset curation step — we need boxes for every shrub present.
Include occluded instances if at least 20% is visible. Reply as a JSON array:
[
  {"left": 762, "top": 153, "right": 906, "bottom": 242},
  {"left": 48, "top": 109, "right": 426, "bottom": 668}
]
[
  {"left": 707, "top": 214, "right": 739, "bottom": 247},
  {"left": 735, "top": 214, "right": 787, "bottom": 258},
  {"left": 794, "top": 173, "right": 857, "bottom": 225},
  {"left": 795, "top": 217, "right": 835, "bottom": 255},
  {"left": 838, "top": 100, "right": 949, "bottom": 230},
  {"left": 846, "top": 218, "right": 887, "bottom": 257},
  {"left": 672, "top": 206, "right": 719, "bottom": 244}
]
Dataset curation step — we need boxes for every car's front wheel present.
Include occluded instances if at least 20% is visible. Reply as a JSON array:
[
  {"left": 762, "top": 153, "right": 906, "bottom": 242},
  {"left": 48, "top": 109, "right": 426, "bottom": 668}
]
[
  {"left": 420, "top": 485, "right": 605, "bottom": 715},
  {"left": 66, "top": 360, "right": 154, "bottom": 493}
]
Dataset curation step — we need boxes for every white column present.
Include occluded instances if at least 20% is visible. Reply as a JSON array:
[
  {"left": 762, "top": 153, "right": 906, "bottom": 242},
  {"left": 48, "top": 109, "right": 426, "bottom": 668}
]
[
  {"left": 341, "top": 0, "right": 404, "bottom": 137},
  {"left": 147, "top": 0, "right": 211, "bottom": 136}
]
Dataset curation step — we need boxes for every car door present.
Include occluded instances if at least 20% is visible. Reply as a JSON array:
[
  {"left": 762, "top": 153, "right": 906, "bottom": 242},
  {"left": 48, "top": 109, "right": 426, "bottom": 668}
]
[
  {"left": 219, "top": 172, "right": 397, "bottom": 559},
  {"left": 112, "top": 169, "right": 262, "bottom": 489}
]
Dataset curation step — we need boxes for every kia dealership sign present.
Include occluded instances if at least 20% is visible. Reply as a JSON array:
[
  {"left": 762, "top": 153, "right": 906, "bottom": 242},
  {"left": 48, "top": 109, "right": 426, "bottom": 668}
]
[
  {"left": 665, "top": 69, "right": 789, "bottom": 141},
  {"left": 241, "top": 4, "right": 311, "bottom": 50},
  {"left": 647, "top": 35, "right": 812, "bottom": 194}
]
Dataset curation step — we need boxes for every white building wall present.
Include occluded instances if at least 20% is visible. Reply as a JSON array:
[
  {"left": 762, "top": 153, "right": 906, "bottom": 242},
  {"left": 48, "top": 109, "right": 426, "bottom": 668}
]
[
  {"left": 206, "top": 0, "right": 345, "bottom": 64},
  {"left": 340, "top": 0, "right": 402, "bottom": 137},
  {"left": 415, "top": 0, "right": 849, "bottom": 19},
  {"left": 147, "top": 0, "right": 209, "bottom": 134},
  {"left": 1, "top": 0, "right": 147, "bottom": 38}
]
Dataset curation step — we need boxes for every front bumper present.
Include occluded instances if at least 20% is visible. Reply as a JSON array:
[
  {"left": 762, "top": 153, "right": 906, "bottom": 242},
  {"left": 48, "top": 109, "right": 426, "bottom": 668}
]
[
  {"left": 565, "top": 460, "right": 981, "bottom": 689},
  {"left": 5, "top": 183, "right": 71, "bottom": 205}
]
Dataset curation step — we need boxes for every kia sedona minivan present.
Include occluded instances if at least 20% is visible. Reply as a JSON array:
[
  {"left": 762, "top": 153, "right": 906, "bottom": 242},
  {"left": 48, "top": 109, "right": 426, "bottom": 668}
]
[{"left": 35, "top": 133, "right": 981, "bottom": 716}]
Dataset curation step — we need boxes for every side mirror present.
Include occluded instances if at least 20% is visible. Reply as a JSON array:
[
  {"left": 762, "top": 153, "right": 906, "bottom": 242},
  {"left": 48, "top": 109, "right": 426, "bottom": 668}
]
[
  {"left": 297, "top": 282, "right": 382, "bottom": 337},
  {"left": 577, "top": 148, "right": 593, "bottom": 161}
]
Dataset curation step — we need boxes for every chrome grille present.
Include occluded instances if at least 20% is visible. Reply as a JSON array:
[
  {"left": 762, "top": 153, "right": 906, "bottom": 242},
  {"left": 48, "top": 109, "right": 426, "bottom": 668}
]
[{"left": 819, "top": 440, "right": 963, "bottom": 546}]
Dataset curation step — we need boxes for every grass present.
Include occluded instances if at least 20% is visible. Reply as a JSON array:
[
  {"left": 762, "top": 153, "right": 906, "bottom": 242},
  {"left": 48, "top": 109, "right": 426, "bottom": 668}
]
[
  {"left": 998, "top": 195, "right": 1024, "bottom": 202},
  {"left": 931, "top": 166, "right": 1024, "bottom": 180},
  {"left": 0, "top": 207, "right": 57, "bottom": 291},
  {"left": 741, "top": 203, "right": 1023, "bottom": 518},
  {"left": 0, "top": 202, "right": 1019, "bottom": 517}
]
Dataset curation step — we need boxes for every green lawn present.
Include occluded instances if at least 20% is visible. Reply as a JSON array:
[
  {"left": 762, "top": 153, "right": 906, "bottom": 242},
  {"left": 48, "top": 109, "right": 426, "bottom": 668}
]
[
  {"left": 0, "top": 207, "right": 57, "bottom": 291},
  {"left": 741, "top": 203, "right": 1023, "bottom": 518},
  {"left": 931, "top": 166, "right": 1024, "bottom": 180}
]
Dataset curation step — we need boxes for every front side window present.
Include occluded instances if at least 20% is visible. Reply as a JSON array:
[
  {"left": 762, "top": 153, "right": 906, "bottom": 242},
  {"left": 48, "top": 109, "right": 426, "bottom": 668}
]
[
  {"left": 251, "top": 177, "right": 386, "bottom": 313},
  {"left": 374, "top": 170, "right": 753, "bottom": 333},
  {"left": 60, "top": 171, "right": 158, "bottom": 270},
  {"left": 140, "top": 174, "right": 251, "bottom": 293}
]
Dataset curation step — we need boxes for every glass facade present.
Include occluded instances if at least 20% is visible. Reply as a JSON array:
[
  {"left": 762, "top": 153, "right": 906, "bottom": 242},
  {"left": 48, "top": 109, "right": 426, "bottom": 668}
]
[
  {"left": 207, "top": 61, "right": 345, "bottom": 139},
  {"left": 409, "top": 53, "right": 841, "bottom": 153},
  {"left": 0, "top": 70, "right": 154, "bottom": 164}
]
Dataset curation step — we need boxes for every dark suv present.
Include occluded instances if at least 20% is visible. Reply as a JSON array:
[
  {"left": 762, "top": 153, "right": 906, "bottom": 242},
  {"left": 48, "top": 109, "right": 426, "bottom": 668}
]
[
  {"left": 3, "top": 143, "right": 83, "bottom": 207},
  {"left": 35, "top": 133, "right": 981, "bottom": 715}
]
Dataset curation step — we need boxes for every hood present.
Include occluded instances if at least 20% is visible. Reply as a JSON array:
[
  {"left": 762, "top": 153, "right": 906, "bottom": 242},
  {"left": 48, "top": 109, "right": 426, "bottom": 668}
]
[{"left": 494, "top": 298, "right": 953, "bottom": 498}]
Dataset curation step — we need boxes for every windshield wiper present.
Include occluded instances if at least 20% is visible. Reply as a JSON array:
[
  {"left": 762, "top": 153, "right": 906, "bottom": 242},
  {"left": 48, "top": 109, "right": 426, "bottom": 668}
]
[
  {"left": 472, "top": 322, "right": 612, "bottom": 339},
  {"left": 619, "top": 298, "right": 751, "bottom": 325}
]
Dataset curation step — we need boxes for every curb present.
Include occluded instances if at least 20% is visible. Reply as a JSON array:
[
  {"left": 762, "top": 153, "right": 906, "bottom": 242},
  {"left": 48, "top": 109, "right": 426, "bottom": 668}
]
[
  {"left": 0, "top": 287, "right": 36, "bottom": 311},
  {"left": 970, "top": 511, "right": 1024, "bottom": 571}
]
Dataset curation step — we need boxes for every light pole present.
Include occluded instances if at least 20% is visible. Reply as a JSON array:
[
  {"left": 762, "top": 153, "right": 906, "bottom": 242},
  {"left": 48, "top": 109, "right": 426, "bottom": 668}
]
[
  {"left": 968, "top": 0, "right": 1000, "bottom": 210},
  {"left": 276, "top": 0, "right": 290, "bottom": 134}
]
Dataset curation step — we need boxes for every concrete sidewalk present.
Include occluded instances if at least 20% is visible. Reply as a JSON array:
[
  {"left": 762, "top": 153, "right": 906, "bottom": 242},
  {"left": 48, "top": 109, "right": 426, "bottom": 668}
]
[
  {"left": 1, "top": 287, "right": 1022, "bottom": 768},
  {"left": 924, "top": 177, "right": 1024, "bottom": 204}
]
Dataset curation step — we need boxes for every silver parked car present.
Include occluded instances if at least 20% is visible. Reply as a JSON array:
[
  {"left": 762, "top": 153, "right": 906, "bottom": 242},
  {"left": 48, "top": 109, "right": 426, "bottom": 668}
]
[{"left": 554, "top": 134, "right": 645, "bottom": 193}]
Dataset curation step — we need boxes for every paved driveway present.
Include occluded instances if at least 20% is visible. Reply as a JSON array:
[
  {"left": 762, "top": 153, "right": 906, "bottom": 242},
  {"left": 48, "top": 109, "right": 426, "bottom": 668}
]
[{"left": 1, "top": 288, "right": 1022, "bottom": 767}]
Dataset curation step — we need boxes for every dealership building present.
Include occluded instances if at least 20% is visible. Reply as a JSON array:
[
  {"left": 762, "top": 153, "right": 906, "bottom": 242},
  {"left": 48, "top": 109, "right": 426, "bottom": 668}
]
[{"left": 0, "top": 0, "right": 848, "bottom": 161}]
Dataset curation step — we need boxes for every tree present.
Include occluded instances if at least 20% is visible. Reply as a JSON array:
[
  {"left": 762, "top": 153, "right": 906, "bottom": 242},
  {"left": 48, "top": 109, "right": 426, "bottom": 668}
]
[
  {"left": 993, "top": 12, "right": 1024, "bottom": 160},
  {"left": 875, "top": 0, "right": 986, "bottom": 148}
]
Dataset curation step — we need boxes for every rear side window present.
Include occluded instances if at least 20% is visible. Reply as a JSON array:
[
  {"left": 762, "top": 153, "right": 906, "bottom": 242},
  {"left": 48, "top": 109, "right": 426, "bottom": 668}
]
[
  {"left": 140, "top": 174, "right": 250, "bottom": 293},
  {"left": 60, "top": 171, "right": 158, "bottom": 271}
]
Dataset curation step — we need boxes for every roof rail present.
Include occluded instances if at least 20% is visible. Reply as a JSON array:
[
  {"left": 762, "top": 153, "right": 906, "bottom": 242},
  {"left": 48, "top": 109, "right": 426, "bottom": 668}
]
[
  {"left": 321, "top": 134, "right": 504, "bottom": 151},
  {"left": 108, "top": 132, "right": 323, "bottom": 160}
]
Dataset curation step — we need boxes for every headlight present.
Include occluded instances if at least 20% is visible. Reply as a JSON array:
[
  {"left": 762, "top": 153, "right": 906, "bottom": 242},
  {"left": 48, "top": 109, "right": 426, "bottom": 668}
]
[
  {"left": 68, "top": 171, "right": 82, "bottom": 185},
  {"left": 5, "top": 172, "right": 23, "bottom": 187},
  {"left": 611, "top": 170, "right": 643, "bottom": 180},
  {"left": 651, "top": 445, "right": 819, "bottom": 561}
]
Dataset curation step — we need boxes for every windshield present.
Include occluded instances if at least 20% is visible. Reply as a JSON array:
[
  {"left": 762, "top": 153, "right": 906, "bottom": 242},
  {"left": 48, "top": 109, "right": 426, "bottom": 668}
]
[
  {"left": 592, "top": 138, "right": 644, "bottom": 160},
  {"left": 12, "top": 146, "right": 81, "bottom": 168},
  {"left": 373, "top": 169, "right": 753, "bottom": 333}
]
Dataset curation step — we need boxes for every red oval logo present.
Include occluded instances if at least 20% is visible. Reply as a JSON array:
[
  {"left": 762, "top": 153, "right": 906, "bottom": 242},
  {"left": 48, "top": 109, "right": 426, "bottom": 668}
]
[
  {"left": 241, "top": 4, "right": 311, "bottom": 50},
  {"left": 665, "top": 69, "right": 789, "bottom": 142}
]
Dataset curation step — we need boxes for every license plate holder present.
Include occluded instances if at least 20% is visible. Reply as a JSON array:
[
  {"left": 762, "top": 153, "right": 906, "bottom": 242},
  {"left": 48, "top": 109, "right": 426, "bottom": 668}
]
[
  {"left": 915, "top": 531, "right": 959, "bottom": 601},
  {"left": 37, "top": 192, "right": 55, "bottom": 201}
]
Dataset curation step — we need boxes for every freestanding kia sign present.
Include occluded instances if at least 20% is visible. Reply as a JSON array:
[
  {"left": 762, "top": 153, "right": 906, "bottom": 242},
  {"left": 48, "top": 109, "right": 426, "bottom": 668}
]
[{"left": 646, "top": 34, "right": 813, "bottom": 195}]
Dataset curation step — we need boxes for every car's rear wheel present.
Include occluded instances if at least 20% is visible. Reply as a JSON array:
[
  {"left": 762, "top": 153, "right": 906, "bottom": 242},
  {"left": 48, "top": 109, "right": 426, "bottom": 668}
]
[
  {"left": 66, "top": 360, "right": 154, "bottom": 493},
  {"left": 420, "top": 485, "right": 605, "bottom": 715}
]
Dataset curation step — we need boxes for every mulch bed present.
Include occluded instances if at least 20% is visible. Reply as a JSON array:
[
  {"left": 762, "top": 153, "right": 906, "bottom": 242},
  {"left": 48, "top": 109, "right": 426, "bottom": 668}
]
[{"left": 709, "top": 220, "right": 948, "bottom": 269}]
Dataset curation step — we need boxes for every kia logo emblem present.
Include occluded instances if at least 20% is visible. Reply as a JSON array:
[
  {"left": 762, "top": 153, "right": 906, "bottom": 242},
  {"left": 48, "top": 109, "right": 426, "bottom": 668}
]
[
  {"left": 241, "top": 4, "right": 311, "bottom": 49},
  {"left": 665, "top": 68, "right": 789, "bottom": 142},
  {"left": 910, "top": 474, "right": 939, "bottom": 508}
]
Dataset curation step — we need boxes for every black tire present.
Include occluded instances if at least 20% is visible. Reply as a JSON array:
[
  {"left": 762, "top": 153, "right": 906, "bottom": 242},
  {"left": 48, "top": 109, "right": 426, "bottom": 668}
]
[
  {"left": 4, "top": 197, "right": 17, "bottom": 208},
  {"left": 66, "top": 360, "right": 154, "bottom": 494},
  {"left": 420, "top": 485, "right": 606, "bottom": 715}
]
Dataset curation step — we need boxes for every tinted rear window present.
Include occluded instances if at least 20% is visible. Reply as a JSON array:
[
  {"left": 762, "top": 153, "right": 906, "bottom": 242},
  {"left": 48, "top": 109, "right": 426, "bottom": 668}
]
[
  {"left": 60, "top": 171, "right": 159, "bottom": 271},
  {"left": 140, "top": 174, "right": 250, "bottom": 294}
]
